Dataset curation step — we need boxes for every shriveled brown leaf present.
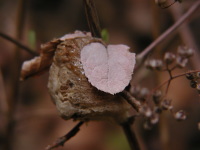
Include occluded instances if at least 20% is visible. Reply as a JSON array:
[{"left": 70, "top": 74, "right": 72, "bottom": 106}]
[{"left": 20, "top": 38, "right": 61, "bottom": 80}]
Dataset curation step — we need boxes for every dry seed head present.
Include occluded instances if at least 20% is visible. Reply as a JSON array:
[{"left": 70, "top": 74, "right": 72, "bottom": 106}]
[
  {"left": 196, "top": 72, "right": 200, "bottom": 79},
  {"left": 176, "top": 56, "right": 188, "bottom": 68},
  {"left": 161, "top": 99, "right": 173, "bottom": 110},
  {"left": 154, "top": 106, "right": 162, "bottom": 114},
  {"left": 145, "top": 59, "right": 163, "bottom": 70},
  {"left": 150, "top": 114, "right": 159, "bottom": 124},
  {"left": 130, "top": 86, "right": 141, "bottom": 99},
  {"left": 177, "top": 46, "right": 194, "bottom": 58},
  {"left": 174, "top": 110, "right": 186, "bottom": 121},
  {"left": 164, "top": 52, "right": 176, "bottom": 64},
  {"left": 190, "top": 80, "right": 197, "bottom": 88},
  {"left": 196, "top": 84, "right": 200, "bottom": 94},
  {"left": 185, "top": 72, "right": 195, "bottom": 80},
  {"left": 138, "top": 88, "right": 149, "bottom": 101},
  {"left": 140, "top": 105, "right": 152, "bottom": 117},
  {"left": 153, "top": 90, "right": 162, "bottom": 105}
]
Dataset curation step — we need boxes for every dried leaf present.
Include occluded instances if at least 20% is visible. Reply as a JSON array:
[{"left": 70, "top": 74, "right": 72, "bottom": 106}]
[
  {"left": 80, "top": 42, "right": 136, "bottom": 94},
  {"left": 20, "top": 39, "right": 60, "bottom": 80},
  {"left": 20, "top": 31, "right": 89, "bottom": 80}
]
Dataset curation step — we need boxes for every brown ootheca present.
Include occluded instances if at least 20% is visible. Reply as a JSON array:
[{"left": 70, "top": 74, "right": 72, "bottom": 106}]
[{"left": 21, "top": 31, "right": 130, "bottom": 123}]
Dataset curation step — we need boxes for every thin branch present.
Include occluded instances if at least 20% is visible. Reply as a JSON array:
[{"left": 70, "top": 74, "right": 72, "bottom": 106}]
[
  {"left": 165, "top": 64, "right": 173, "bottom": 94},
  {"left": 120, "top": 91, "right": 141, "bottom": 112},
  {"left": 0, "top": 32, "right": 38, "bottom": 56},
  {"left": 137, "top": 0, "right": 200, "bottom": 61},
  {"left": 170, "top": 3, "right": 200, "bottom": 69},
  {"left": 149, "top": 69, "right": 200, "bottom": 97},
  {"left": 83, "top": 0, "right": 102, "bottom": 38},
  {"left": 165, "top": 80, "right": 171, "bottom": 95},
  {"left": 46, "top": 121, "right": 84, "bottom": 150},
  {"left": 121, "top": 119, "right": 141, "bottom": 150}
]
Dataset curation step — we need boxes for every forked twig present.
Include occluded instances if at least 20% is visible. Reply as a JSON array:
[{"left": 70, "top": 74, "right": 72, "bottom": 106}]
[
  {"left": 149, "top": 69, "right": 200, "bottom": 98},
  {"left": 46, "top": 121, "right": 84, "bottom": 150}
]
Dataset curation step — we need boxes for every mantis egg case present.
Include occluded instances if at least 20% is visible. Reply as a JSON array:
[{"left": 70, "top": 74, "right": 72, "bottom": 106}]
[{"left": 47, "top": 31, "right": 130, "bottom": 123}]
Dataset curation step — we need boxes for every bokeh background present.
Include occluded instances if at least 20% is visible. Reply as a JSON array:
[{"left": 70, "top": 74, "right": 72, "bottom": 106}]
[{"left": 0, "top": 0, "right": 200, "bottom": 150}]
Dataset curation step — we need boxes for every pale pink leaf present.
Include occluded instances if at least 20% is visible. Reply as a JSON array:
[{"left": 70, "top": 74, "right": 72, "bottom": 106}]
[{"left": 81, "top": 43, "right": 136, "bottom": 95}]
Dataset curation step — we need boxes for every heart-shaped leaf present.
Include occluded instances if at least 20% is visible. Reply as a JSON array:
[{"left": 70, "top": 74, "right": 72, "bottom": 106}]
[{"left": 81, "top": 42, "right": 136, "bottom": 94}]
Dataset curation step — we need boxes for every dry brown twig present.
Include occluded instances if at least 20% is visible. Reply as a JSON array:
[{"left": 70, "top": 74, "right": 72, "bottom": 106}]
[
  {"left": 0, "top": 32, "right": 38, "bottom": 56},
  {"left": 46, "top": 121, "right": 84, "bottom": 150}
]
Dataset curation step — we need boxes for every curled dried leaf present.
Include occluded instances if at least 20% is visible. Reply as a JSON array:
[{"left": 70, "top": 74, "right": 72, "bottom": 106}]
[{"left": 20, "top": 39, "right": 61, "bottom": 80}]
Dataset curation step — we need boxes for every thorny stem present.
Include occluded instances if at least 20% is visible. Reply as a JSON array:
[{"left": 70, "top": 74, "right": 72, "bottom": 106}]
[
  {"left": 46, "top": 121, "right": 84, "bottom": 150},
  {"left": 137, "top": 0, "right": 200, "bottom": 61},
  {"left": 0, "top": 32, "right": 38, "bottom": 56}
]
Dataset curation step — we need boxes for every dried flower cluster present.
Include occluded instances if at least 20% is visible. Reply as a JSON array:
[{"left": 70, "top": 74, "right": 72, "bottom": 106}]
[
  {"left": 132, "top": 46, "right": 194, "bottom": 129},
  {"left": 145, "top": 46, "right": 194, "bottom": 71},
  {"left": 130, "top": 85, "right": 187, "bottom": 129},
  {"left": 185, "top": 71, "right": 200, "bottom": 94}
]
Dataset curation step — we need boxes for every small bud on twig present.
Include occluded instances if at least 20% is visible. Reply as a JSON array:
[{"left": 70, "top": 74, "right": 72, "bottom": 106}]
[
  {"left": 153, "top": 90, "right": 162, "bottom": 105},
  {"left": 190, "top": 80, "right": 197, "bottom": 88},
  {"left": 185, "top": 73, "right": 195, "bottom": 80},
  {"left": 174, "top": 110, "right": 187, "bottom": 121},
  {"left": 161, "top": 99, "right": 173, "bottom": 110},
  {"left": 177, "top": 46, "right": 194, "bottom": 58},
  {"left": 164, "top": 52, "right": 176, "bottom": 64},
  {"left": 145, "top": 59, "right": 163, "bottom": 70},
  {"left": 176, "top": 56, "right": 188, "bottom": 68}
]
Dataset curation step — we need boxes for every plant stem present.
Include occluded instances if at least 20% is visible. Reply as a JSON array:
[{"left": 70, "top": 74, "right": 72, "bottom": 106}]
[
  {"left": 169, "top": 3, "right": 200, "bottom": 69},
  {"left": 121, "top": 121, "right": 140, "bottom": 150},
  {"left": 46, "top": 121, "right": 84, "bottom": 150},
  {"left": 83, "top": 0, "right": 101, "bottom": 38},
  {"left": 137, "top": 0, "right": 200, "bottom": 61},
  {"left": 148, "top": 69, "right": 200, "bottom": 98},
  {"left": 0, "top": 32, "right": 38, "bottom": 56},
  {"left": 120, "top": 91, "right": 141, "bottom": 112}
]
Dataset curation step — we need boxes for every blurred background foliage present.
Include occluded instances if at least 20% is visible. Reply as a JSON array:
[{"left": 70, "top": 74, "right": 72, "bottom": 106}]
[{"left": 0, "top": 0, "right": 200, "bottom": 150}]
